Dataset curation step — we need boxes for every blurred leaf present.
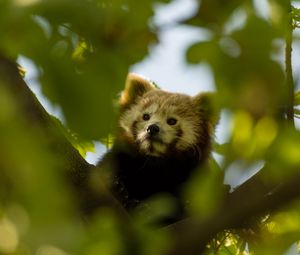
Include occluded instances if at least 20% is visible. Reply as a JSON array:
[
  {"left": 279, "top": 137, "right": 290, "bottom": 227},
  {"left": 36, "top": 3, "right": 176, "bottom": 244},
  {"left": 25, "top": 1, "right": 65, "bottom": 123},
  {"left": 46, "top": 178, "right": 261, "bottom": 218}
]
[
  {"left": 214, "top": 142, "right": 230, "bottom": 155},
  {"left": 134, "top": 221, "right": 171, "bottom": 255},
  {"left": 100, "top": 134, "right": 115, "bottom": 149},
  {"left": 295, "top": 91, "right": 300, "bottom": 106},
  {"left": 186, "top": 39, "right": 219, "bottom": 64},
  {"left": 72, "top": 39, "right": 88, "bottom": 63},
  {"left": 0, "top": 0, "right": 169, "bottom": 139},
  {"left": 252, "top": 201, "right": 300, "bottom": 255},
  {"left": 295, "top": 108, "right": 300, "bottom": 119},
  {"left": 292, "top": 6, "right": 300, "bottom": 28},
  {"left": 0, "top": 216, "right": 18, "bottom": 254},
  {"left": 133, "top": 195, "right": 176, "bottom": 226},
  {"left": 51, "top": 116, "right": 95, "bottom": 157},
  {"left": 0, "top": 84, "right": 82, "bottom": 252},
  {"left": 268, "top": 210, "right": 300, "bottom": 235},
  {"left": 264, "top": 128, "right": 300, "bottom": 182},
  {"left": 231, "top": 111, "right": 278, "bottom": 160},
  {"left": 184, "top": 162, "right": 224, "bottom": 218},
  {"left": 292, "top": 6, "right": 300, "bottom": 21},
  {"left": 205, "top": 231, "right": 248, "bottom": 255},
  {"left": 84, "top": 209, "right": 125, "bottom": 255},
  {"left": 231, "top": 16, "right": 277, "bottom": 58},
  {"left": 183, "top": 0, "right": 247, "bottom": 30},
  {"left": 187, "top": 15, "right": 285, "bottom": 116},
  {"left": 17, "top": 64, "right": 26, "bottom": 78}
]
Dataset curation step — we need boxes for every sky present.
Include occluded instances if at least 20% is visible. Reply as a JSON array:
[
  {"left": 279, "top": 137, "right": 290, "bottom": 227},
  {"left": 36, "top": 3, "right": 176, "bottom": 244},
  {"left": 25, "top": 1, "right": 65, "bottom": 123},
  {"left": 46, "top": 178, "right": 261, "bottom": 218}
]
[{"left": 132, "top": 0, "right": 215, "bottom": 95}]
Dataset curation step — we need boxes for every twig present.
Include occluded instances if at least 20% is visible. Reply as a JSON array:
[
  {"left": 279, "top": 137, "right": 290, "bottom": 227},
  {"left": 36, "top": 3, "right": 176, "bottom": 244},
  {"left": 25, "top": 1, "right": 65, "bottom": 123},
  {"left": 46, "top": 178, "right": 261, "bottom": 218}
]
[{"left": 285, "top": 1, "right": 295, "bottom": 127}]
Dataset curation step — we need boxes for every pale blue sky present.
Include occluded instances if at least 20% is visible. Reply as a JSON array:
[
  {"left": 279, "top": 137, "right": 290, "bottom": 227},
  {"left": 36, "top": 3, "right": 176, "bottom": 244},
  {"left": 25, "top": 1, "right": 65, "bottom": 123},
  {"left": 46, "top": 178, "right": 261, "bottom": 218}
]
[{"left": 132, "top": 0, "right": 215, "bottom": 95}]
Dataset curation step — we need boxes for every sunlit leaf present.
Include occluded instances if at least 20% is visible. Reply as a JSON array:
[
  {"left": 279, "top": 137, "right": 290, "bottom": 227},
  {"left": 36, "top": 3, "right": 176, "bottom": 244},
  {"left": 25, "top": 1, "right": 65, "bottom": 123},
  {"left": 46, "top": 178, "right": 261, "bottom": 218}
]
[
  {"left": 83, "top": 209, "right": 125, "bottom": 255},
  {"left": 0, "top": 216, "right": 18, "bottom": 254},
  {"left": 294, "top": 108, "right": 300, "bottom": 118},
  {"left": 184, "top": 163, "right": 224, "bottom": 218},
  {"left": 295, "top": 91, "right": 300, "bottom": 106},
  {"left": 51, "top": 116, "right": 95, "bottom": 157},
  {"left": 292, "top": 6, "right": 300, "bottom": 28},
  {"left": 264, "top": 128, "right": 300, "bottom": 182}
]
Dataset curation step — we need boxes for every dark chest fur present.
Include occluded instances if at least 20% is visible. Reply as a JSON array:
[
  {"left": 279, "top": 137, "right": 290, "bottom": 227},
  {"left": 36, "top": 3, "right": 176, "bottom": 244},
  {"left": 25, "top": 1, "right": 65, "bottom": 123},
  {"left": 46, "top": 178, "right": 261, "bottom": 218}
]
[{"left": 99, "top": 142, "right": 206, "bottom": 211}]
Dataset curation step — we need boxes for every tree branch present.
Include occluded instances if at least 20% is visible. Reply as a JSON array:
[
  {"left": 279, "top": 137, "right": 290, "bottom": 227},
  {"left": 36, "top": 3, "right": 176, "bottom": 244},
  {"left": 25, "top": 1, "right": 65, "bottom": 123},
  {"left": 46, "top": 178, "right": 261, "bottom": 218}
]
[
  {"left": 285, "top": 1, "right": 295, "bottom": 127},
  {"left": 0, "top": 53, "right": 129, "bottom": 220},
  {"left": 164, "top": 166, "right": 300, "bottom": 255}
]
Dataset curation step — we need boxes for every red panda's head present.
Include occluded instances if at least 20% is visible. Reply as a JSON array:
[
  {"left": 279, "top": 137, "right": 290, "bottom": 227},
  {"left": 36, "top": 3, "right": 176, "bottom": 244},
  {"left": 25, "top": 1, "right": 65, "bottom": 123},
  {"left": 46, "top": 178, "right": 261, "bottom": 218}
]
[{"left": 118, "top": 74, "right": 218, "bottom": 158}]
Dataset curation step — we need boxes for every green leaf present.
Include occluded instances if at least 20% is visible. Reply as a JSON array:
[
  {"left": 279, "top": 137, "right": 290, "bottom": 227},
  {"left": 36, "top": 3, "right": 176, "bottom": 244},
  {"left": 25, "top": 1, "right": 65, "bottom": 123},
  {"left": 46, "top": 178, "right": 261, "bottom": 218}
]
[
  {"left": 214, "top": 142, "right": 230, "bottom": 155},
  {"left": 182, "top": 0, "right": 242, "bottom": 30},
  {"left": 51, "top": 116, "right": 95, "bottom": 157},
  {"left": 294, "top": 91, "right": 300, "bottom": 106},
  {"left": 292, "top": 6, "right": 300, "bottom": 24},
  {"left": 100, "top": 135, "right": 115, "bottom": 149},
  {"left": 186, "top": 39, "right": 219, "bottom": 64},
  {"left": 294, "top": 108, "right": 300, "bottom": 116}
]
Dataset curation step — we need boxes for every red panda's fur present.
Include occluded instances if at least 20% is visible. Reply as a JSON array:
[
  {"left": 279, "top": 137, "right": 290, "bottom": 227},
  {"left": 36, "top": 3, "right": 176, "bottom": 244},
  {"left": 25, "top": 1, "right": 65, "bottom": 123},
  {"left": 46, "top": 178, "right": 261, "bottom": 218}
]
[{"left": 97, "top": 73, "right": 218, "bottom": 223}]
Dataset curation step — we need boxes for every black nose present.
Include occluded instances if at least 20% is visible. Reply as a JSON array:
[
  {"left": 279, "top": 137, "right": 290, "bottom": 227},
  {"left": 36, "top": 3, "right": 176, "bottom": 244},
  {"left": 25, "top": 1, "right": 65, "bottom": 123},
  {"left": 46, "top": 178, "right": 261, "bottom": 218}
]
[{"left": 147, "top": 124, "right": 160, "bottom": 137}]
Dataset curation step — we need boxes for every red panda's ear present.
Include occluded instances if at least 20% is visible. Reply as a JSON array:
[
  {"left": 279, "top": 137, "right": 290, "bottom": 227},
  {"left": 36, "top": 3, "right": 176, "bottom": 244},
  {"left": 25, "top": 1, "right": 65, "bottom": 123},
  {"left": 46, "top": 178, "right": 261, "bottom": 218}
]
[
  {"left": 120, "top": 73, "right": 155, "bottom": 109},
  {"left": 193, "top": 92, "right": 220, "bottom": 126}
]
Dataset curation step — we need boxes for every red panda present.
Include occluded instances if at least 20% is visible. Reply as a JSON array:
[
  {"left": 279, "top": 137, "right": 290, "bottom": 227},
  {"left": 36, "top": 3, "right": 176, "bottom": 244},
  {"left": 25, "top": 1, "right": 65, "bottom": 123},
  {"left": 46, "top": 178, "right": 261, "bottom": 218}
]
[{"left": 97, "top": 73, "right": 218, "bottom": 222}]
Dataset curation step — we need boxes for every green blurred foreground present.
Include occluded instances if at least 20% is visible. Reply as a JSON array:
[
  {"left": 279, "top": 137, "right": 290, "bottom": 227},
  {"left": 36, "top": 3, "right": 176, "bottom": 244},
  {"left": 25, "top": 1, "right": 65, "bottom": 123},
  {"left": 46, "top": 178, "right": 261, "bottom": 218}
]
[{"left": 1, "top": 0, "right": 300, "bottom": 254}]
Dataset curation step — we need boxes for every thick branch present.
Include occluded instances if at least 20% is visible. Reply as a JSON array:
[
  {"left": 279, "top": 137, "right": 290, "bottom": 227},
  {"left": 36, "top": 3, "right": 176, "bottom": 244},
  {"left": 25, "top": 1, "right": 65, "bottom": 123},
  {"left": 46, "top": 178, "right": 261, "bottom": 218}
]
[
  {"left": 164, "top": 166, "right": 300, "bottom": 255},
  {"left": 0, "top": 53, "right": 128, "bottom": 219}
]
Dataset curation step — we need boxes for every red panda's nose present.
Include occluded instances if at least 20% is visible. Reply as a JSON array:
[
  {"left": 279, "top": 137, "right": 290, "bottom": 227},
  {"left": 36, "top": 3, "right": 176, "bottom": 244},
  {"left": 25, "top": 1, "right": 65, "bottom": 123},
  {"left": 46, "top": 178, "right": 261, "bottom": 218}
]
[{"left": 147, "top": 124, "right": 160, "bottom": 137}]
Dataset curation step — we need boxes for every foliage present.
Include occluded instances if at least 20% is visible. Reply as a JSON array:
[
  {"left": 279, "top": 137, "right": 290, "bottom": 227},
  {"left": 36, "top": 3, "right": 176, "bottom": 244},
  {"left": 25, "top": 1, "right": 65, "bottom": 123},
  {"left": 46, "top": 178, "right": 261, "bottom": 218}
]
[
  {"left": 1, "top": 0, "right": 300, "bottom": 254},
  {"left": 0, "top": 0, "right": 168, "bottom": 139},
  {"left": 51, "top": 116, "right": 95, "bottom": 157}
]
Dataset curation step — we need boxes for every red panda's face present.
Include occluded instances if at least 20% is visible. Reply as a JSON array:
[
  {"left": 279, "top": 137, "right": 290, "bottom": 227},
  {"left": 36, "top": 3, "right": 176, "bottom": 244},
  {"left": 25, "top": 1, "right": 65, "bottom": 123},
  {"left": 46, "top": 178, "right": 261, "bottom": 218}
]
[
  {"left": 120, "top": 90, "right": 206, "bottom": 157},
  {"left": 118, "top": 74, "right": 216, "bottom": 157}
]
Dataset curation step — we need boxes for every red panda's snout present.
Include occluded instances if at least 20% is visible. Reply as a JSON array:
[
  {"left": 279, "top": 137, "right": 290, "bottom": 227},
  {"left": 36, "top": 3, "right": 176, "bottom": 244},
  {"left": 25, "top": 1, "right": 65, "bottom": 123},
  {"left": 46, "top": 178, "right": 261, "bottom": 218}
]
[
  {"left": 136, "top": 120, "right": 170, "bottom": 157},
  {"left": 146, "top": 124, "right": 160, "bottom": 137}
]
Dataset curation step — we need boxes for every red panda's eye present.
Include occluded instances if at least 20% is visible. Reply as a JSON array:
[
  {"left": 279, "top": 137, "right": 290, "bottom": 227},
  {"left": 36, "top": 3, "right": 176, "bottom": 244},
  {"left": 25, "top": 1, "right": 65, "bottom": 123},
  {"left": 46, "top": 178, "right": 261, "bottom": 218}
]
[
  {"left": 143, "top": 113, "right": 150, "bottom": 121},
  {"left": 167, "top": 118, "right": 177, "bottom": 125}
]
